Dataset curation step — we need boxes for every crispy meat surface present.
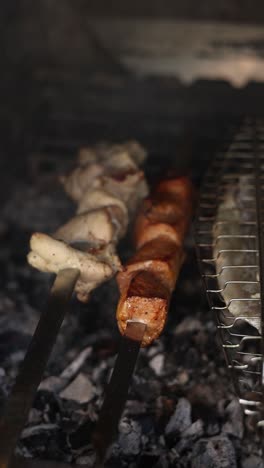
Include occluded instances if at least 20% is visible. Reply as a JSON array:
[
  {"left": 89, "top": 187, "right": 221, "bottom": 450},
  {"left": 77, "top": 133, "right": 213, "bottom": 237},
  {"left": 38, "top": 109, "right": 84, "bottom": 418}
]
[
  {"left": 117, "top": 238, "right": 185, "bottom": 294},
  {"left": 117, "top": 271, "right": 170, "bottom": 347}
]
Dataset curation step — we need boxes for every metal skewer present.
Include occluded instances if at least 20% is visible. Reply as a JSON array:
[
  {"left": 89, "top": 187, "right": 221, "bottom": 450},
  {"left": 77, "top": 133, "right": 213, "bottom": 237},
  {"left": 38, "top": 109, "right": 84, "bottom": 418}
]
[
  {"left": 0, "top": 268, "right": 80, "bottom": 468},
  {"left": 93, "top": 320, "right": 146, "bottom": 467}
]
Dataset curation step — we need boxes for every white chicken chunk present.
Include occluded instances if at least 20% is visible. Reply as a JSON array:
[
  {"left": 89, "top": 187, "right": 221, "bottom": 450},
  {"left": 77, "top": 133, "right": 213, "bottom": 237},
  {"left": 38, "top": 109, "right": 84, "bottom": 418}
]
[
  {"left": 62, "top": 149, "right": 147, "bottom": 207},
  {"left": 92, "top": 171, "right": 148, "bottom": 214},
  {"left": 77, "top": 189, "right": 128, "bottom": 237},
  {"left": 77, "top": 188, "right": 127, "bottom": 216},
  {"left": 28, "top": 233, "right": 121, "bottom": 302},
  {"left": 60, "top": 163, "right": 104, "bottom": 202},
  {"left": 78, "top": 141, "right": 147, "bottom": 167},
  {"left": 54, "top": 208, "right": 123, "bottom": 246}
]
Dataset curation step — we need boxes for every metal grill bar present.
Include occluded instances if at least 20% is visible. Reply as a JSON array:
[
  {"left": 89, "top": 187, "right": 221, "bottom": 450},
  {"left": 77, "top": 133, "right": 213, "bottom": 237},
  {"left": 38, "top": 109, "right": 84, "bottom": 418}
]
[
  {"left": 254, "top": 123, "right": 264, "bottom": 422},
  {"left": 195, "top": 119, "right": 264, "bottom": 426}
]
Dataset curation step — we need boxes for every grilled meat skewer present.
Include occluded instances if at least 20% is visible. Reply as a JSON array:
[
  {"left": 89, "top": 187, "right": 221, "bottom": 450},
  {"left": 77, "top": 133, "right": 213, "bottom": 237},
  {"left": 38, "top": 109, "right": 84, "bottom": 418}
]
[
  {"left": 93, "top": 175, "right": 194, "bottom": 463},
  {"left": 116, "top": 176, "right": 194, "bottom": 347},
  {"left": 28, "top": 141, "right": 148, "bottom": 302}
]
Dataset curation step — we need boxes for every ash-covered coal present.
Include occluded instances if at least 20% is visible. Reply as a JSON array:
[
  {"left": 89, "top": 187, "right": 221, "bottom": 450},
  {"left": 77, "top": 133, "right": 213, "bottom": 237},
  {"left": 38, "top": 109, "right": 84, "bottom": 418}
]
[{"left": 0, "top": 155, "right": 263, "bottom": 467}]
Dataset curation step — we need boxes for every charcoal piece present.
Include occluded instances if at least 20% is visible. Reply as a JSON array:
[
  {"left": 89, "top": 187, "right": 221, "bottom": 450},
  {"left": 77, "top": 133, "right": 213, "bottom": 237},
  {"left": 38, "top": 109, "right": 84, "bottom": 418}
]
[
  {"left": 149, "top": 354, "right": 164, "bottom": 376},
  {"left": 104, "top": 456, "right": 124, "bottom": 468},
  {"left": 175, "top": 419, "right": 204, "bottom": 454},
  {"left": 68, "top": 421, "right": 94, "bottom": 450},
  {"left": 33, "top": 390, "right": 62, "bottom": 423},
  {"left": 182, "top": 419, "right": 204, "bottom": 439},
  {"left": 173, "top": 317, "right": 203, "bottom": 336},
  {"left": 124, "top": 400, "right": 147, "bottom": 417},
  {"left": 153, "top": 454, "right": 169, "bottom": 468},
  {"left": 70, "top": 405, "right": 98, "bottom": 430},
  {"left": 184, "top": 347, "right": 199, "bottom": 368},
  {"left": 14, "top": 443, "right": 33, "bottom": 459},
  {"left": 205, "top": 422, "right": 220, "bottom": 437},
  {"left": 42, "top": 435, "right": 73, "bottom": 463},
  {"left": 191, "top": 435, "right": 237, "bottom": 468},
  {"left": 188, "top": 384, "right": 218, "bottom": 423},
  {"left": 20, "top": 423, "right": 59, "bottom": 439},
  {"left": 0, "top": 330, "right": 30, "bottom": 363},
  {"left": 28, "top": 408, "right": 43, "bottom": 425},
  {"left": 115, "top": 418, "right": 142, "bottom": 456},
  {"left": 146, "top": 341, "right": 164, "bottom": 358},
  {"left": 60, "top": 346, "right": 92, "bottom": 380},
  {"left": 39, "top": 376, "right": 66, "bottom": 393},
  {"left": 39, "top": 346, "right": 92, "bottom": 394},
  {"left": 132, "top": 376, "right": 162, "bottom": 402},
  {"left": 0, "top": 293, "right": 17, "bottom": 316},
  {"left": 242, "top": 455, "right": 264, "bottom": 468},
  {"left": 75, "top": 452, "right": 96, "bottom": 466},
  {"left": 165, "top": 398, "right": 192, "bottom": 436},
  {"left": 19, "top": 423, "right": 62, "bottom": 457},
  {"left": 60, "top": 373, "right": 95, "bottom": 403},
  {"left": 3, "top": 185, "right": 74, "bottom": 232},
  {"left": 176, "top": 370, "right": 189, "bottom": 385},
  {"left": 222, "top": 399, "right": 244, "bottom": 439},
  {"left": 0, "top": 291, "right": 42, "bottom": 337},
  {"left": 91, "top": 359, "right": 109, "bottom": 384},
  {"left": 138, "top": 415, "right": 155, "bottom": 437},
  {"left": 137, "top": 453, "right": 160, "bottom": 468}
]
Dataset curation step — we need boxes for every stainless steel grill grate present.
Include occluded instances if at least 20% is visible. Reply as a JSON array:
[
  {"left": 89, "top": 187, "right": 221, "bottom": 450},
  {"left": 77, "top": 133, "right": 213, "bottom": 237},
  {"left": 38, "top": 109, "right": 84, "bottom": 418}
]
[{"left": 196, "top": 119, "right": 264, "bottom": 426}]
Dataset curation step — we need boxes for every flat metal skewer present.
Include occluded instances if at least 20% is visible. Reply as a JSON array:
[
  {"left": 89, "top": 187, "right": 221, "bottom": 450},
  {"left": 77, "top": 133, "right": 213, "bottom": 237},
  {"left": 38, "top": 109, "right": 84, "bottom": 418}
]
[
  {"left": 0, "top": 268, "right": 80, "bottom": 468},
  {"left": 93, "top": 320, "right": 146, "bottom": 467}
]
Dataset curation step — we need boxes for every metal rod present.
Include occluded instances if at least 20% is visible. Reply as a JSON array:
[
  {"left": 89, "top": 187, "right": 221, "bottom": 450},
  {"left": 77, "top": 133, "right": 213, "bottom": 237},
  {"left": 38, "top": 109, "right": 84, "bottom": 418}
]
[
  {"left": 93, "top": 321, "right": 146, "bottom": 466},
  {"left": 0, "top": 268, "right": 80, "bottom": 468}
]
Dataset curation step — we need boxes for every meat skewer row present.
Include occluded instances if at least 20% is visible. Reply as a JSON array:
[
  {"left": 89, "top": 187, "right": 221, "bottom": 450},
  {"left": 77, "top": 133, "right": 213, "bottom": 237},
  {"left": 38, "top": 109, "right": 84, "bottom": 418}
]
[
  {"left": 116, "top": 176, "right": 194, "bottom": 347},
  {"left": 27, "top": 141, "right": 149, "bottom": 302}
]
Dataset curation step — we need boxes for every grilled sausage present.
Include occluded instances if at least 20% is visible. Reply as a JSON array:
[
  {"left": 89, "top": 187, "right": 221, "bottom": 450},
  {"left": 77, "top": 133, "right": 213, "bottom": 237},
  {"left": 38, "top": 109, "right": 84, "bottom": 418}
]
[{"left": 116, "top": 176, "right": 194, "bottom": 346}]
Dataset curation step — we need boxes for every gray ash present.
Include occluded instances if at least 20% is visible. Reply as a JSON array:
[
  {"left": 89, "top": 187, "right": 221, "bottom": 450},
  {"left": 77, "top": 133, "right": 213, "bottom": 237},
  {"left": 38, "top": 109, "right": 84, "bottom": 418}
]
[{"left": 0, "top": 160, "right": 263, "bottom": 467}]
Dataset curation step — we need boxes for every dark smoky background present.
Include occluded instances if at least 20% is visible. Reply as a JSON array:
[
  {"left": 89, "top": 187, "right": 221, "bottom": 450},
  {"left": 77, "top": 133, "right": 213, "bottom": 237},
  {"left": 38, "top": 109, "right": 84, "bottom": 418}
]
[{"left": 1, "top": 0, "right": 264, "bottom": 194}]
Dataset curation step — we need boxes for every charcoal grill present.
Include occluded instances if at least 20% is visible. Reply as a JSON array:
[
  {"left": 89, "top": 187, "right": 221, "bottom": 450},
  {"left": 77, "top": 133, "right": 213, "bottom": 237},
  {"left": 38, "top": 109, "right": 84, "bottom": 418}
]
[
  {"left": 2, "top": 30, "right": 264, "bottom": 465},
  {"left": 196, "top": 118, "right": 264, "bottom": 427},
  {"left": 1, "top": 115, "right": 264, "bottom": 466}
]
